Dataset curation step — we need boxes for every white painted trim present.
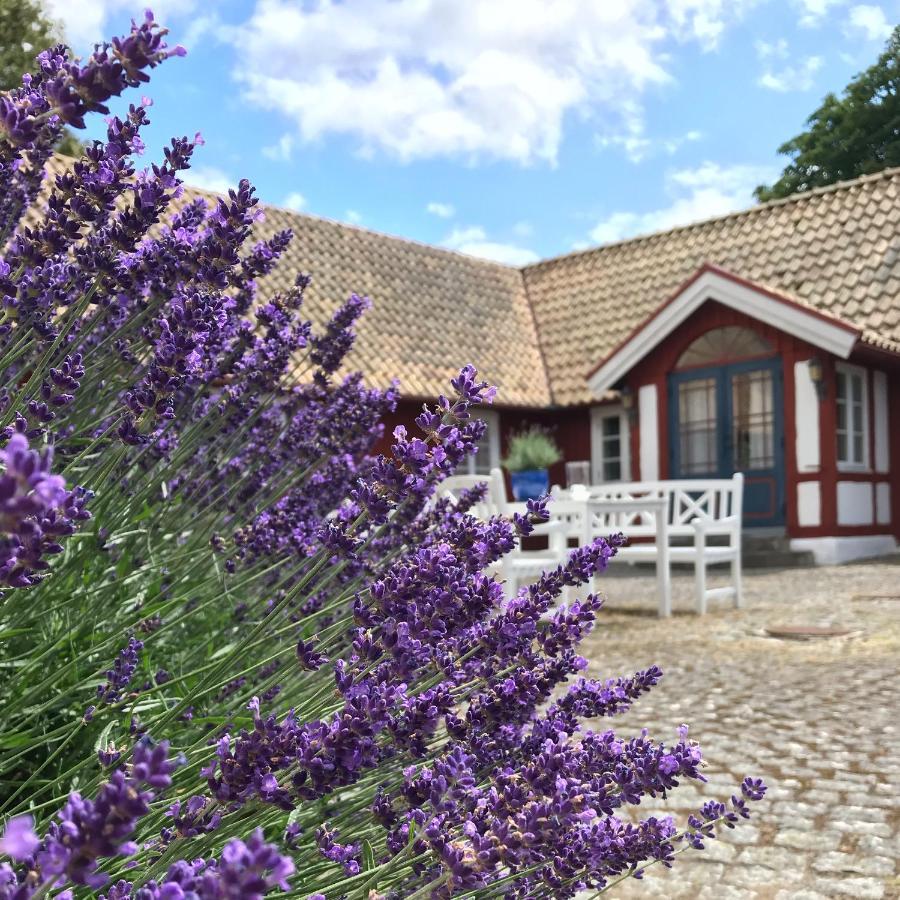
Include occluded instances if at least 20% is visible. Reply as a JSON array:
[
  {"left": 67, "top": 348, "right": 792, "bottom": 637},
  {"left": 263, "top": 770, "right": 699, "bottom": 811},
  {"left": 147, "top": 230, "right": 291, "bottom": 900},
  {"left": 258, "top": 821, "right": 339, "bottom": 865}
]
[
  {"left": 588, "top": 269, "right": 858, "bottom": 396},
  {"left": 876, "top": 482, "right": 891, "bottom": 525},
  {"left": 837, "top": 481, "right": 874, "bottom": 526},
  {"left": 466, "top": 409, "right": 500, "bottom": 476},
  {"left": 873, "top": 370, "right": 889, "bottom": 473},
  {"left": 797, "top": 481, "right": 821, "bottom": 527},
  {"left": 589, "top": 404, "right": 630, "bottom": 483},
  {"left": 835, "top": 362, "right": 870, "bottom": 472},
  {"left": 793, "top": 360, "right": 820, "bottom": 473},
  {"left": 790, "top": 535, "right": 897, "bottom": 566},
  {"left": 638, "top": 384, "right": 659, "bottom": 480}
]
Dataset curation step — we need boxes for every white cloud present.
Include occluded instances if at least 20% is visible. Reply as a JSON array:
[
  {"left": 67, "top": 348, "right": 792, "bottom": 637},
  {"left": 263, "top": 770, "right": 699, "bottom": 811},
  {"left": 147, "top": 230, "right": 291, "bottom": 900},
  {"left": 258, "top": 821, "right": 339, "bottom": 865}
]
[
  {"left": 426, "top": 201, "right": 455, "bottom": 218},
  {"left": 186, "top": 165, "right": 236, "bottom": 194},
  {"left": 442, "top": 225, "right": 539, "bottom": 266},
  {"left": 345, "top": 210, "right": 363, "bottom": 224},
  {"left": 794, "top": 0, "right": 846, "bottom": 27},
  {"left": 597, "top": 97, "right": 702, "bottom": 162},
  {"left": 45, "top": 0, "right": 199, "bottom": 50},
  {"left": 758, "top": 55, "right": 823, "bottom": 92},
  {"left": 587, "top": 160, "right": 777, "bottom": 244},
  {"left": 231, "top": 0, "right": 752, "bottom": 166},
  {"left": 755, "top": 38, "right": 789, "bottom": 59},
  {"left": 845, "top": 4, "right": 893, "bottom": 39},
  {"left": 263, "top": 134, "right": 296, "bottom": 162},
  {"left": 283, "top": 191, "right": 306, "bottom": 211}
]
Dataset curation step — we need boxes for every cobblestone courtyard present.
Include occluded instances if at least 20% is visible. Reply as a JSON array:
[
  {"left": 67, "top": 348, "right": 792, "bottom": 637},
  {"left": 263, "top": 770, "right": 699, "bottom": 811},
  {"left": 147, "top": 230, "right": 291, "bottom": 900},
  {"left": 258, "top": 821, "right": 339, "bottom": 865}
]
[{"left": 577, "top": 554, "right": 900, "bottom": 899}]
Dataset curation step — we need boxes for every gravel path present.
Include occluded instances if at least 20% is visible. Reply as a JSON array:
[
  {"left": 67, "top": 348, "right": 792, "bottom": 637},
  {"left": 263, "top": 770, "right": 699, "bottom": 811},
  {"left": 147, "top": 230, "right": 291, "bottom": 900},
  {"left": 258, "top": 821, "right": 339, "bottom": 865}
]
[{"left": 576, "top": 554, "right": 900, "bottom": 899}]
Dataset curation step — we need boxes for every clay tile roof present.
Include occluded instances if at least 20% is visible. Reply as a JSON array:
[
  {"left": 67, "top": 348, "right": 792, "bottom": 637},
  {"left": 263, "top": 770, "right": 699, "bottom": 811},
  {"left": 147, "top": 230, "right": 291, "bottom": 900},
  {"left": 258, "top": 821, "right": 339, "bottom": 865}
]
[
  {"left": 523, "top": 167, "right": 900, "bottom": 405},
  {"left": 32, "top": 157, "right": 900, "bottom": 407},
  {"left": 244, "top": 202, "right": 551, "bottom": 407}
]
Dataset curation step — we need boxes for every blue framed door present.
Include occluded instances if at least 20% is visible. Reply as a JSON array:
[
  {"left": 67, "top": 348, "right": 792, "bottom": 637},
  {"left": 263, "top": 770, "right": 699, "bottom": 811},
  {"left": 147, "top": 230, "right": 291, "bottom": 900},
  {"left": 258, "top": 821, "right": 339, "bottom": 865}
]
[{"left": 668, "top": 358, "right": 785, "bottom": 527}]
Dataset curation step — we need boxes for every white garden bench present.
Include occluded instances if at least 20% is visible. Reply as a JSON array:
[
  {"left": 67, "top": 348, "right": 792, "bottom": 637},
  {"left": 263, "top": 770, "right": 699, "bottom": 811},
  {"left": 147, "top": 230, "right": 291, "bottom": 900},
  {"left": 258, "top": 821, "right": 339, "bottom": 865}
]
[{"left": 551, "top": 474, "right": 744, "bottom": 616}]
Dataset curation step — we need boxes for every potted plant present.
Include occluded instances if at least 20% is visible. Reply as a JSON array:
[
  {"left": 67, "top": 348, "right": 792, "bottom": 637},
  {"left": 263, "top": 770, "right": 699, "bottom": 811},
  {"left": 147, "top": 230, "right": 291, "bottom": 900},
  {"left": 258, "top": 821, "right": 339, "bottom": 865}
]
[{"left": 502, "top": 425, "right": 562, "bottom": 500}]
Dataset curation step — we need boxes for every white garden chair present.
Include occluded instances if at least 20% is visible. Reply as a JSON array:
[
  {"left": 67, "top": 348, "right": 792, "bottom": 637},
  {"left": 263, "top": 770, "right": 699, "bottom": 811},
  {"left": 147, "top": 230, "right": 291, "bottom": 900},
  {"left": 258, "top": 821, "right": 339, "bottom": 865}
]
[{"left": 439, "top": 468, "right": 570, "bottom": 599}]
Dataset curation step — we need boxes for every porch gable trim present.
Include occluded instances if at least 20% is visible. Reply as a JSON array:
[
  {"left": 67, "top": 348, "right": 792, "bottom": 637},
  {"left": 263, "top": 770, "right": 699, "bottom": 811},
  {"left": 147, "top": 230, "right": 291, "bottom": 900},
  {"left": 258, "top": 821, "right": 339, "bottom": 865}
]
[{"left": 586, "top": 264, "right": 859, "bottom": 397}]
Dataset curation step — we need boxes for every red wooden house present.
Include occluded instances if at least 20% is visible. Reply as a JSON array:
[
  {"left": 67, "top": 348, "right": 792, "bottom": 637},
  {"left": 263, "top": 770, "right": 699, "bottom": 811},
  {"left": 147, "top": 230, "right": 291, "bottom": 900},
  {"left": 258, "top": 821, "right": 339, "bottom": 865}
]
[{"left": 201, "top": 167, "right": 900, "bottom": 565}]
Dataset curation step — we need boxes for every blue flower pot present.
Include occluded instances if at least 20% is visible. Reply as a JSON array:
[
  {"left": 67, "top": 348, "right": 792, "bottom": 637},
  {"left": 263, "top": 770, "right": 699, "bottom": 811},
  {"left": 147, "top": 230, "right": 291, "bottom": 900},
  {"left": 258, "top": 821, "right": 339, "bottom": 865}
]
[{"left": 509, "top": 468, "right": 550, "bottom": 501}]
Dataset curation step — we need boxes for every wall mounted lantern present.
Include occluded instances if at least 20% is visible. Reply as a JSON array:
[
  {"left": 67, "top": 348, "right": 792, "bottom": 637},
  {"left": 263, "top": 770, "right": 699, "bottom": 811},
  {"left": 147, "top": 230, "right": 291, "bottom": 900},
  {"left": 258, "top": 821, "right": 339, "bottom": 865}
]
[
  {"left": 807, "top": 357, "right": 826, "bottom": 400},
  {"left": 620, "top": 384, "right": 637, "bottom": 421}
]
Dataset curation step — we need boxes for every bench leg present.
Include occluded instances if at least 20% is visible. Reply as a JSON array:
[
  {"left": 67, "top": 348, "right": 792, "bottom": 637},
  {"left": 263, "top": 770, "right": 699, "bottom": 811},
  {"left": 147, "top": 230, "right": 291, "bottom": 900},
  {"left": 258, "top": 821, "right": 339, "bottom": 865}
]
[
  {"left": 732, "top": 554, "right": 743, "bottom": 609},
  {"left": 695, "top": 559, "right": 708, "bottom": 615},
  {"left": 499, "top": 562, "right": 517, "bottom": 602}
]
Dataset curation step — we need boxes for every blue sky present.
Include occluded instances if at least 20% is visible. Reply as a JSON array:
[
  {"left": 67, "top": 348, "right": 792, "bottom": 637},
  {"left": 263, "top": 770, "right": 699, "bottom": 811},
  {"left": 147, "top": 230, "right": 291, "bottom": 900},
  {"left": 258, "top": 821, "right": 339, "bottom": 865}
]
[{"left": 50, "top": 0, "right": 897, "bottom": 265}]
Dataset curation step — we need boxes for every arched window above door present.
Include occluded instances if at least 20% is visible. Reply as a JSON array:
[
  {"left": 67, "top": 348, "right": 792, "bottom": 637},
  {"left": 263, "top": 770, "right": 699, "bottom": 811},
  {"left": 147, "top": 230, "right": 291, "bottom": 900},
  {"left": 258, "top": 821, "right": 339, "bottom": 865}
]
[{"left": 675, "top": 326, "right": 772, "bottom": 370}]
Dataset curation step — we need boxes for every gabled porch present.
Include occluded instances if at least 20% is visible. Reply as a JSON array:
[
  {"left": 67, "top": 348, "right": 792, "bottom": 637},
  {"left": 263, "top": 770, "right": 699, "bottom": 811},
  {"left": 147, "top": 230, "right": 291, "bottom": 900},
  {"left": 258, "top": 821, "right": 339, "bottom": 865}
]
[{"left": 584, "top": 264, "right": 900, "bottom": 564}]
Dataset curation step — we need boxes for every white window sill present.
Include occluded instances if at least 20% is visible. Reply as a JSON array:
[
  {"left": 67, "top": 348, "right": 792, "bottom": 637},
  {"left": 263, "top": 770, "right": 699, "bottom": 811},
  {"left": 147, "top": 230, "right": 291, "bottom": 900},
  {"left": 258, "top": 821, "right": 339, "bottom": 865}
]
[{"left": 836, "top": 462, "right": 871, "bottom": 474}]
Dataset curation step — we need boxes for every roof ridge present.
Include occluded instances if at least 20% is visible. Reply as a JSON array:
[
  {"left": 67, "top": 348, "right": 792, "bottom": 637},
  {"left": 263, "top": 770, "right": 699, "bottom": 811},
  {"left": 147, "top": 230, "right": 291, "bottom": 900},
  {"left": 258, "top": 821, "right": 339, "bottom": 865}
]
[
  {"left": 523, "top": 165, "right": 900, "bottom": 269},
  {"left": 184, "top": 182, "right": 523, "bottom": 273}
]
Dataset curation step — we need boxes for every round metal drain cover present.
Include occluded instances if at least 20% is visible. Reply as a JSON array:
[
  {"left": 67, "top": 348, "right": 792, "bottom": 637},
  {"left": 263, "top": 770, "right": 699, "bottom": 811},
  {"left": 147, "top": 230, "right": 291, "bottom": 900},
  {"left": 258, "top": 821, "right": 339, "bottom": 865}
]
[{"left": 765, "top": 625, "right": 854, "bottom": 640}]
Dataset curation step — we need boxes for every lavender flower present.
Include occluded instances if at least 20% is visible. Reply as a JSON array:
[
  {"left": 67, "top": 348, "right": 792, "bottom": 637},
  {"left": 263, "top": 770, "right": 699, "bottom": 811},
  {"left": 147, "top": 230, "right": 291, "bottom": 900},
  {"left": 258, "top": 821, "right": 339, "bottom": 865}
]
[
  {"left": 0, "top": 433, "right": 89, "bottom": 587},
  {"left": 96, "top": 636, "right": 143, "bottom": 705},
  {"left": 0, "top": 741, "right": 179, "bottom": 894},
  {"left": 0, "top": 814, "right": 39, "bottom": 860},
  {"left": 132, "top": 828, "right": 294, "bottom": 899}
]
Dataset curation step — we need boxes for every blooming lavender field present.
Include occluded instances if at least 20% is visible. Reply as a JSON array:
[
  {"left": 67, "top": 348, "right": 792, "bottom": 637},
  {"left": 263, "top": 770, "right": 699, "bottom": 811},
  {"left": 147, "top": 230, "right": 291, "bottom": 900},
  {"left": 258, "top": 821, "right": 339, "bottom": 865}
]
[{"left": 0, "top": 13, "right": 766, "bottom": 899}]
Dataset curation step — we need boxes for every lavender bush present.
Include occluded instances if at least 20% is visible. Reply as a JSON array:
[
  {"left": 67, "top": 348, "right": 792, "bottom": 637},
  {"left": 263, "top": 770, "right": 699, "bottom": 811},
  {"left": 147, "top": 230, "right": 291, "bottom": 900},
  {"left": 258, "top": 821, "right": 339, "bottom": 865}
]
[{"left": 0, "top": 13, "right": 765, "bottom": 899}]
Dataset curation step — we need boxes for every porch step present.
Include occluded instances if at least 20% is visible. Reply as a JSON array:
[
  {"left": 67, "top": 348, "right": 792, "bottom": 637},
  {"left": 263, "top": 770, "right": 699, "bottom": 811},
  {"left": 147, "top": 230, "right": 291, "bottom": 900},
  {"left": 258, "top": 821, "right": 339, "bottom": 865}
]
[{"left": 741, "top": 535, "right": 815, "bottom": 569}]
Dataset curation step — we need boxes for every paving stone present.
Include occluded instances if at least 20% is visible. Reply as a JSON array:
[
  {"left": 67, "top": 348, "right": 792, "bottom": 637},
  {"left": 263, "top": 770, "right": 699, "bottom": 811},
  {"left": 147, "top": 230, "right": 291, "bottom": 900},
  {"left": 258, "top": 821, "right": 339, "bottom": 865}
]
[
  {"left": 697, "top": 885, "right": 758, "bottom": 900},
  {"left": 812, "top": 851, "right": 877, "bottom": 875},
  {"left": 856, "top": 834, "right": 899, "bottom": 857},
  {"left": 811, "top": 877, "right": 886, "bottom": 898},
  {"left": 723, "top": 863, "right": 798, "bottom": 887},
  {"left": 832, "top": 820, "right": 894, "bottom": 838},
  {"left": 735, "top": 845, "right": 798, "bottom": 869},
  {"left": 773, "top": 829, "right": 843, "bottom": 851},
  {"left": 775, "top": 892, "right": 830, "bottom": 900},
  {"left": 837, "top": 804, "right": 889, "bottom": 823},
  {"left": 723, "top": 826, "right": 760, "bottom": 846}
]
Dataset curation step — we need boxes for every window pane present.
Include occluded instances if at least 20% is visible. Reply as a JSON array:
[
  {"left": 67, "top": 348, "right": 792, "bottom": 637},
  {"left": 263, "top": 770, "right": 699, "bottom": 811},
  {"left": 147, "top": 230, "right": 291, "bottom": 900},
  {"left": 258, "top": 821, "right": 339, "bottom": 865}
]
[
  {"left": 602, "top": 417, "right": 620, "bottom": 438},
  {"left": 676, "top": 327, "right": 772, "bottom": 369},
  {"left": 836, "top": 368, "right": 867, "bottom": 465},
  {"left": 603, "top": 459, "right": 621, "bottom": 481},
  {"left": 732, "top": 369, "right": 774, "bottom": 470},
  {"left": 678, "top": 378, "right": 718, "bottom": 474}
]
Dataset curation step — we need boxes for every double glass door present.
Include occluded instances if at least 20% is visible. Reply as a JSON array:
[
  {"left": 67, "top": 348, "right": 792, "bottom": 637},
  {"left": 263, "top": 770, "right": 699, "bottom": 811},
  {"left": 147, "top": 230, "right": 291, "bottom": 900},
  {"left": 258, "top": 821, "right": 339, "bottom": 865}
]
[{"left": 669, "top": 358, "right": 785, "bottom": 526}]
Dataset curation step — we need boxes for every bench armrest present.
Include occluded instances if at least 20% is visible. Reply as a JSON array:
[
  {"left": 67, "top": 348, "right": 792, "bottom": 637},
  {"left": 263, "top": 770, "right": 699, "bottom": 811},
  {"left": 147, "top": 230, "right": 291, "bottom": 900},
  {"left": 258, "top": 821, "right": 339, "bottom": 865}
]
[
  {"left": 691, "top": 515, "right": 741, "bottom": 546},
  {"left": 531, "top": 519, "right": 568, "bottom": 555}
]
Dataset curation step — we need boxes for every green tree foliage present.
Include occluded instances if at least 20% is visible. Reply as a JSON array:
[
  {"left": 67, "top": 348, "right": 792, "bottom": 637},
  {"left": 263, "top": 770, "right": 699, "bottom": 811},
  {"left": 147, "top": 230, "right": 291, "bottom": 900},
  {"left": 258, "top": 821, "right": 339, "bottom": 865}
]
[
  {"left": 0, "top": 0, "right": 82, "bottom": 157},
  {"left": 756, "top": 26, "right": 900, "bottom": 201},
  {"left": 0, "top": 0, "right": 60, "bottom": 91}
]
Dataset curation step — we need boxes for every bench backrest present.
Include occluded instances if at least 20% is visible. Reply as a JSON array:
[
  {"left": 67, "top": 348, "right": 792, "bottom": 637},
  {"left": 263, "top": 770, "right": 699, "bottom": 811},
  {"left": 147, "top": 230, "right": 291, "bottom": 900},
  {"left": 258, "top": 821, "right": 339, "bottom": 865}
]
[{"left": 554, "top": 474, "right": 744, "bottom": 541}]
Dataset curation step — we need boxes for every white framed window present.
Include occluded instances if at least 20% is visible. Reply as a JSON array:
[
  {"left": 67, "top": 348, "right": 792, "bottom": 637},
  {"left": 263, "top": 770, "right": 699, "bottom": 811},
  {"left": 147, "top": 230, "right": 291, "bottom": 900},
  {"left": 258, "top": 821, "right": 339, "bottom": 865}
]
[
  {"left": 835, "top": 363, "right": 869, "bottom": 471},
  {"left": 466, "top": 409, "right": 501, "bottom": 475},
  {"left": 590, "top": 405, "right": 630, "bottom": 483}
]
